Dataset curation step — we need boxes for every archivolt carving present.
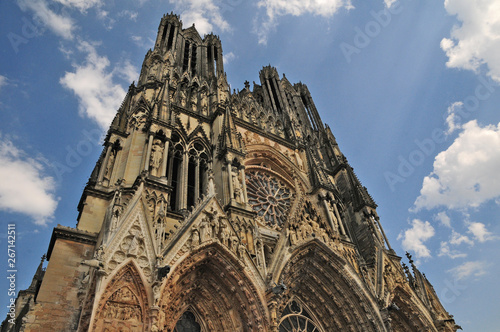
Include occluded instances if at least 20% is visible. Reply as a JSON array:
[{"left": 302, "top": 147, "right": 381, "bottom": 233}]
[
  {"left": 159, "top": 244, "right": 269, "bottom": 332},
  {"left": 276, "top": 242, "right": 385, "bottom": 331},
  {"left": 92, "top": 263, "right": 150, "bottom": 332}
]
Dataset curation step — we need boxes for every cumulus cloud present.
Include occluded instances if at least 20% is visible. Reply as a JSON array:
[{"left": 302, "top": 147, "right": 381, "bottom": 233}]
[
  {"left": 441, "top": 0, "right": 500, "bottom": 82},
  {"left": 398, "top": 219, "right": 435, "bottom": 258},
  {"left": 448, "top": 261, "right": 488, "bottom": 280},
  {"left": 17, "top": 0, "right": 76, "bottom": 40},
  {"left": 413, "top": 120, "right": 500, "bottom": 211},
  {"left": 168, "top": 0, "right": 231, "bottom": 35},
  {"left": 438, "top": 241, "right": 467, "bottom": 259},
  {"left": 449, "top": 230, "right": 473, "bottom": 246},
  {"left": 54, "top": 0, "right": 102, "bottom": 13},
  {"left": 60, "top": 40, "right": 131, "bottom": 129},
  {"left": 434, "top": 211, "right": 452, "bottom": 228},
  {"left": 0, "top": 135, "right": 58, "bottom": 225},
  {"left": 468, "top": 222, "right": 496, "bottom": 242},
  {"left": 255, "top": 0, "right": 354, "bottom": 44}
]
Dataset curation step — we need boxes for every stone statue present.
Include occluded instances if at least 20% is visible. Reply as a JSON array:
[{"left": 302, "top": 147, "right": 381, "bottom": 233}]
[
  {"left": 190, "top": 91, "right": 198, "bottom": 112},
  {"left": 150, "top": 139, "right": 164, "bottom": 176},
  {"left": 201, "top": 91, "right": 208, "bottom": 114},
  {"left": 104, "top": 151, "right": 115, "bottom": 183},
  {"left": 179, "top": 89, "right": 187, "bottom": 107},
  {"left": 231, "top": 169, "right": 244, "bottom": 203}
]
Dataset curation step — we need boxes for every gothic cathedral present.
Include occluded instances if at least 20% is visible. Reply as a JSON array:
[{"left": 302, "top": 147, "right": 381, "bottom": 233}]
[{"left": 8, "top": 13, "right": 459, "bottom": 332}]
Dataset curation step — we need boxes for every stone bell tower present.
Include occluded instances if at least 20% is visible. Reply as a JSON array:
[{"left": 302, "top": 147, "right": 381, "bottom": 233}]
[{"left": 8, "top": 13, "right": 460, "bottom": 332}]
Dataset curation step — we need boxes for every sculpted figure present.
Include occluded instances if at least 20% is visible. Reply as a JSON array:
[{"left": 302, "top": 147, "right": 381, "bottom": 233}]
[{"left": 150, "top": 139, "right": 163, "bottom": 176}]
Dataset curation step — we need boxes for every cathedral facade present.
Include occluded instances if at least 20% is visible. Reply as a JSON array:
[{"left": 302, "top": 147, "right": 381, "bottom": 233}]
[{"left": 7, "top": 13, "right": 459, "bottom": 332}]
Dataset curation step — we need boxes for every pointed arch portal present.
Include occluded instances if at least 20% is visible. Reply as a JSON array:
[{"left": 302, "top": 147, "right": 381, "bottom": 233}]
[{"left": 158, "top": 244, "right": 268, "bottom": 332}]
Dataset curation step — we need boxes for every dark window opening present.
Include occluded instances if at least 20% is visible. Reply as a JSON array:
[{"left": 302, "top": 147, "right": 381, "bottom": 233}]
[
  {"left": 191, "top": 45, "right": 197, "bottom": 76},
  {"left": 174, "top": 311, "right": 201, "bottom": 332},
  {"left": 187, "top": 158, "right": 197, "bottom": 207},
  {"left": 269, "top": 80, "right": 282, "bottom": 113},
  {"left": 169, "top": 154, "right": 181, "bottom": 211},
  {"left": 183, "top": 41, "right": 190, "bottom": 72},
  {"left": 167, "top": 25, "right": 175, "bottom": 50},
  {"left": 301, "top": 94, "right": 317, "bottom": 130}
]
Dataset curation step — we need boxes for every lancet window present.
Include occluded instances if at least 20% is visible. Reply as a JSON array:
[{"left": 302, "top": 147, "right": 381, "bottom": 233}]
[
  {"left": 167, "top": 134, "right": 209, "bottom": 212},
  {"left": 279, "top": 299, "right": 324, "bottom": 332}
]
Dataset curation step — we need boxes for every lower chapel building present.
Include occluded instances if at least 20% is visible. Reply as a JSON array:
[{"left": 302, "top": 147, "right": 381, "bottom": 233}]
[{"left": 4, "top": 13, "right": 460, "bottom": 332}]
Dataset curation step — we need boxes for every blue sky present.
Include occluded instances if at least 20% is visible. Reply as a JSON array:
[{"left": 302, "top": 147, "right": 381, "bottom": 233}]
[{"left": 1, "top": 0, "right": 499, "bottom": 329}]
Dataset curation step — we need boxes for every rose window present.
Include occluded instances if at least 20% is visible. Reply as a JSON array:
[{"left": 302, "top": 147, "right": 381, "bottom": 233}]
[{"left": 246, "top": 170, "right": 293, "bottom": 227}]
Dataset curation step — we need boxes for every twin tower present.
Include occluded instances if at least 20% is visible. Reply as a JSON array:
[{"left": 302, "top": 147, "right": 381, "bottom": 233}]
[{"left": 8, "top": 13, "right": 458, "bottom": 332}]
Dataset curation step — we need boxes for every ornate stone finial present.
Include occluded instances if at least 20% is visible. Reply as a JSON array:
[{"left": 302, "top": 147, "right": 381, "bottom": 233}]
[
  {"left": 244, "top": 80, "right": 250, "bottom": 90},
  {"left": 405, "top": 251, "right": 414, "bottom": 265}
]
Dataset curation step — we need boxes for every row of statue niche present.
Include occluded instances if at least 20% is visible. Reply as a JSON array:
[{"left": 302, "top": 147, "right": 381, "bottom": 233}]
[
  {"left": 103, "top": 302, "right": 141, "bottom": 321},
  {"left": 169, "top": 78, "right": 210, "bottom": 115},
  {"left": 238, "top": 106, "right": 285, "bottom": 137},
  {"left": 287, "top": 213, "right": 332, "bottom": 246},
  {"left": 191, "top": 216, "right": 246, "bottom": 259}
]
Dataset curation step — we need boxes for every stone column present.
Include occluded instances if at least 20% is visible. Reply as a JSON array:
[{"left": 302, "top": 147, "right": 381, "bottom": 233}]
[
  {"left": 194, "top": 158, "right": 200, "bottom": 202},
  {"left": 180, "top": 151, "right": 189, "bottom": 210},
  {"left": 144, "top": 134, "right": 154, "bottom": 171},
  {"left": 227, "top": 163, "right": 234, "bottom": 205},
  {"left": 321, "top": 198, "right": 338, "bottom": 235},
  {"left": 161, "top": 140, "right": 169, "bottom": 178},
  {"left": 240, "top": 167, "right": 248, "bottom": 204},
  {"left": 333, "top": 202, "right": 347, "bottom": 236}
]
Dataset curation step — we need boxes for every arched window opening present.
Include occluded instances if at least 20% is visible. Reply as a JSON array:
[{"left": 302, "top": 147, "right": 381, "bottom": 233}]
[
  {"left": 279, "top": 299, "right": 324, "bottom": 332},
  {"left": 183, "top": 41, "right": 190, "bottom": 72},
  {"left": 186, "top": 142, "right": 209, "bottom": 209},
  {"left": 174, "top": 310, "right": 201, "bottom": 332},
  {"left": 167, "top": 24, "right": 175, "bottom": 50},
  {"left": 187, "top": 156, "right": 197, "bottom": 207},
  {"left": 167, "top": 134, "right": 184, "bottom": 211}
]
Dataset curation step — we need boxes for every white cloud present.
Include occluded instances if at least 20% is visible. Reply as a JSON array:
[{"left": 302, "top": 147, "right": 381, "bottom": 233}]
[
  {"left": 413, "top": 120, "right": 500, "bottom": 211},
  {"left": 468, "top": 222, "right": 495, "bottom": 242},
  {"left": 17, "top": 0, "right": 75, "bottom": 40},
  {"left": 448, "top": 261, "right": 488, "bottom": 280},
  {"left": 114, "top": 59, "right": 139, "bottom": 84},
  {"left": 0, "top": 75, "right": 7, "bottom": 91},
  {"left": 168, "top": 0, "right": 231, "bottom": 36},
  {"left": 255, "top": 0, "right": 354, "bottom": 44},
  {"left": 223, "top": 51, "right": 236, "bottom": 64},
  {"left": 438, "top": 241, "right": 467, "bottom": 259},
  {"left": 445, "top": 101, "right": 464, "bottom": 135},
  {"left": 118, "top": 10, "right": 138, "bottom": 21},
  {"left": 0, "top": 135, "right": 58, "bottom": 225},
  {"left": 449, "top": 230, "right": 474, "bottom": 246},
  {"left": 384, "top": 0, "right": 397, "bottom": 8},
  {"left": 54, "top": 0, "right": 102, "bottom": 13},
  {"left": 60, "top": 40, "right": 129, "bottom": 129},
  {"left": 434, "top": 211, "right": 452, "bottom": 228},
  {"left": 398, "top": 219, "right": 435, "bottom": 258},
  {"left": 441, "top": 0, "right": 500, "bottom": 82}
]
